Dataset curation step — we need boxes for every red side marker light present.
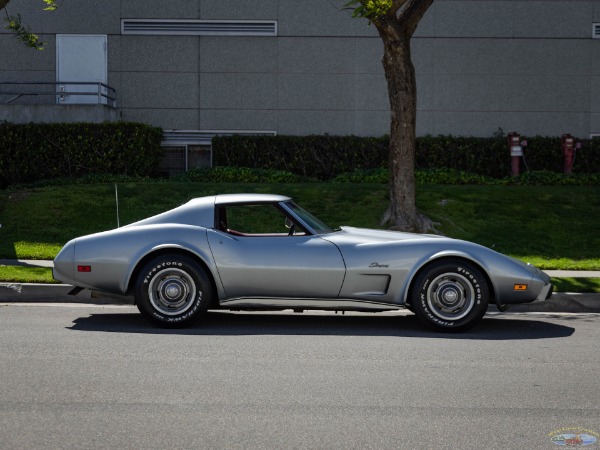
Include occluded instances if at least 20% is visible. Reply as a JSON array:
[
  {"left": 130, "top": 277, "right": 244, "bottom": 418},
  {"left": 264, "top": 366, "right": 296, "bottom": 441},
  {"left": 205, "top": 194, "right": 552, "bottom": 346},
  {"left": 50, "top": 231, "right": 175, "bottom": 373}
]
[{"left": 77, "top": 265, "right": 92, "bottom": 273}]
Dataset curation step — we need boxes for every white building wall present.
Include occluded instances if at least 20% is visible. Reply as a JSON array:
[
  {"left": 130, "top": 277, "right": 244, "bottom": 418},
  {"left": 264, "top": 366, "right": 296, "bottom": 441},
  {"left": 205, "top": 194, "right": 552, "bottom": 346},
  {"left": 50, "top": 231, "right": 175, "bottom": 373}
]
[{"left": 0, "top": 0, "right": 599, "bottom": 137}]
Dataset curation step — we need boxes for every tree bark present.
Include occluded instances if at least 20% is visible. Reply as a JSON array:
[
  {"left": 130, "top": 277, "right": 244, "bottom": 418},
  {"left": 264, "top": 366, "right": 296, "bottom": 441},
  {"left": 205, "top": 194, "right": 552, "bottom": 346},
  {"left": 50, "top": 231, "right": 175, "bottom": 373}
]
[
  {"left": 372, "top": 1, "right": 434, "bottom": 233},
  {"left": 381, "top": 29, "right": 421, "bottom": 230}
]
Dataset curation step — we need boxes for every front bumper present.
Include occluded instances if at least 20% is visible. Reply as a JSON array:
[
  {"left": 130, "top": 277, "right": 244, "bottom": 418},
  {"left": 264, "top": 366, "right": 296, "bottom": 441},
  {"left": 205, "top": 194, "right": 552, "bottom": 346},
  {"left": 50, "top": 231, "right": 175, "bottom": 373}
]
[{"left": 532, "top": 282, "right": 554, "bottom": 303}]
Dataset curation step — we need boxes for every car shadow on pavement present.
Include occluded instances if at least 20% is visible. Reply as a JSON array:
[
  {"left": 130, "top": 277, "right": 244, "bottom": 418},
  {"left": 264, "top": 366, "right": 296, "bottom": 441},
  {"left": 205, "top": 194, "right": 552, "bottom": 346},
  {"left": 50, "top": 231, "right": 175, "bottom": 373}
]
[{"left": 68, "top": 310, "right": 575, "bottom": 340}]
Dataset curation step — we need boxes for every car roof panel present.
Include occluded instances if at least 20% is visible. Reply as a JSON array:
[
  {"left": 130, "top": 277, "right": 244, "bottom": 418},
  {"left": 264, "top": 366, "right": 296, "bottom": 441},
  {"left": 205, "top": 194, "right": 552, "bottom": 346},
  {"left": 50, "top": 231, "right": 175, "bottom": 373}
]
[{"left": 214, "top": 194, "right": 290, "bottom": 205}]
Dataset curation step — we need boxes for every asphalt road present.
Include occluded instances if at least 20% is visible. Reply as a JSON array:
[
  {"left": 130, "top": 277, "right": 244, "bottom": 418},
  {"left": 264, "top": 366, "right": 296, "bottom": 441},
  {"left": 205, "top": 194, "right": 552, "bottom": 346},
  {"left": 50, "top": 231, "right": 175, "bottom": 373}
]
[{"left": 1, "top": 304, "right": 599, "bottom": 450}]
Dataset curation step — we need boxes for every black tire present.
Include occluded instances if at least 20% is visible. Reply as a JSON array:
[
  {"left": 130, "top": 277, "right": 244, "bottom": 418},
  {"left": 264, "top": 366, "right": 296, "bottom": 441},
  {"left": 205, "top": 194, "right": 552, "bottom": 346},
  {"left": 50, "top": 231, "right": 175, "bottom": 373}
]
[
  {"left": 135, "top": 254, "right": 214, "bottom": 328},
  {"left": 410, "top": 259, "right": 489, "bottom": 332}
]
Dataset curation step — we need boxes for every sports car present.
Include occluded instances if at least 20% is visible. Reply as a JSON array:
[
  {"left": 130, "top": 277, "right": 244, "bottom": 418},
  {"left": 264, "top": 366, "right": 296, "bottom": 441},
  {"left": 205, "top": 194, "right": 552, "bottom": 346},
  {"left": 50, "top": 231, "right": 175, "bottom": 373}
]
[{"left": 53, "top": 193, "right": 552, "bottom": 332}]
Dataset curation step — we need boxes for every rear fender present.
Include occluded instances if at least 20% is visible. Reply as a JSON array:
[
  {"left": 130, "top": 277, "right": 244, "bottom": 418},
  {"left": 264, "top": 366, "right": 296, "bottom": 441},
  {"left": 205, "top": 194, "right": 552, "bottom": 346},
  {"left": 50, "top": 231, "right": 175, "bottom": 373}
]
[{"left": 124, "top": 244, "right": 223, "bottom": 299}]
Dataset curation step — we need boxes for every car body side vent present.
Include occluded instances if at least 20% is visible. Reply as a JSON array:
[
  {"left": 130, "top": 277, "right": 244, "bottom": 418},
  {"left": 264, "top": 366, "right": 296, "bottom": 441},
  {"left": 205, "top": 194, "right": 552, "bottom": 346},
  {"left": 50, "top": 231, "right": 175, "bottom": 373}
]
[
  {"left": 593, "top": 23, "right": 600, "bottom": 39},
  {"left": 121, "top": 19, "right": 278, "bottom": 36}
]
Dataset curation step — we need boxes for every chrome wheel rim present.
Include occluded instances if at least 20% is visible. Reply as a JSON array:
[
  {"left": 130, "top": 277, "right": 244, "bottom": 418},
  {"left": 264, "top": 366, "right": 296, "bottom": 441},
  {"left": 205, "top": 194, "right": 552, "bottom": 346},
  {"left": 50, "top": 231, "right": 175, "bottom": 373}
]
[
  {"left": 426, "top": 272, "right": 475, "bottom": 321},
  {"left": 148, "top": 268, "right": 197, "bottom": 316}
]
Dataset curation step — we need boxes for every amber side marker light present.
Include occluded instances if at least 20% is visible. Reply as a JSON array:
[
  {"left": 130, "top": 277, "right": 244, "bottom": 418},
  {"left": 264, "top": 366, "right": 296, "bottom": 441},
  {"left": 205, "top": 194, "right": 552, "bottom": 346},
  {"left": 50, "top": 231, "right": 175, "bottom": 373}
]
[
  {"left": 514, "top": 284, "right": 528, "bottom": 291},
  {"left": 77, "top": 265, "right": 92, "bottom": 273}
]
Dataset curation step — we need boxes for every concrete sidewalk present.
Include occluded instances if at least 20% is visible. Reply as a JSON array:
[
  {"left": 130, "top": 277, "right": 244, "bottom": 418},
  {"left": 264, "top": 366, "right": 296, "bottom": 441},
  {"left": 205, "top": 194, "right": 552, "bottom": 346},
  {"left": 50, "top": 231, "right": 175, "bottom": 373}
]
[
  {"left": 0, "top": 259, "right": 54, "bottom": 268},
  {"left": 1, "top": 259, "right": 599, "bottom": 312}
]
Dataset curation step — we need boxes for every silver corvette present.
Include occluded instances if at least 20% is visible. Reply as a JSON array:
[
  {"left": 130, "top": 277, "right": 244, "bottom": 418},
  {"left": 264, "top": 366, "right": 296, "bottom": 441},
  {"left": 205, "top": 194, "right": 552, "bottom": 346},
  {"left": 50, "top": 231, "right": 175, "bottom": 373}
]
[{"left": 53, "top": 193, "right": 552, "bottom": 332}]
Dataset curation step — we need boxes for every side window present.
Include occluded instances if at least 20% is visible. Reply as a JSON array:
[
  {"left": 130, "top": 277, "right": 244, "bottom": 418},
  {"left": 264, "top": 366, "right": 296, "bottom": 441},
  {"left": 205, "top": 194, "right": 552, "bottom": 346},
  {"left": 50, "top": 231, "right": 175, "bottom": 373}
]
[{"left": 220, "top": 204, "right": 306, "bottom": 236}]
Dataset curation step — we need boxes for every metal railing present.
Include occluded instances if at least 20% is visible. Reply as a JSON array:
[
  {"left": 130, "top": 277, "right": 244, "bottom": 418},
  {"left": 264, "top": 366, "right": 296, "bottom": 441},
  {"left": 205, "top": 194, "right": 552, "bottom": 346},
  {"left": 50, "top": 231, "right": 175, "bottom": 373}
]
[{"left": 0, "top": 82, "right": 116, "bottom": 107}]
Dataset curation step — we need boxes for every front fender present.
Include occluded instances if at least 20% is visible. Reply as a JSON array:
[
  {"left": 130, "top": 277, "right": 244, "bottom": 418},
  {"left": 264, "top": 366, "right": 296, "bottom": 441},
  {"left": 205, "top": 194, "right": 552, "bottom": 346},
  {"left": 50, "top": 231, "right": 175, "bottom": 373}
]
[
  {"left": 398, "top": 246, "right": 548, "bottom": 306},
  {"left": 398, "top": 249, "right": 489, "bottom": 305}
]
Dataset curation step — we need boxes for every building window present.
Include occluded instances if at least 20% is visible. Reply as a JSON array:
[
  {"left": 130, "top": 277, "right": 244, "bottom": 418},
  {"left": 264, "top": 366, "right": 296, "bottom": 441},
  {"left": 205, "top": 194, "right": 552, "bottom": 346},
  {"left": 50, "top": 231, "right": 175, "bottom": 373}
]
[
  {"left": 188, "top": 145, "right": 212, "bottom": 169},
  {"left": 159, "top": 130, "right": 276, "bottom": 177},
  {"left": 158, "top": 146, "right": 186, "bottom": 177}
]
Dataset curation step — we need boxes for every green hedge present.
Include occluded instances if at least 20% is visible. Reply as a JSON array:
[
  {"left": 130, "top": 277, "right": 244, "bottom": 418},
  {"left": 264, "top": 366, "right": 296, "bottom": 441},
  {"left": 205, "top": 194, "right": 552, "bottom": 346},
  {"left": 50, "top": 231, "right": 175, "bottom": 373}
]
[
  {"left": 333, "top": 167, "right": 600, "bottom": 186},
  {"left": 213, "top": 134, "right": 600, "bottom": 180},
  {"left": 213, "top": 135, "right": 388, "bottom": 180},
  {"left": 172, "top": 166, "right": 311, "bottom": 183},
  {"left": 0, "top": 122, "right": 163, "bottom": 187},
  {"left": 4, "top": 128, "right": 599, "bottom": 187},
  {"left": 417, "top": 135, "right": 600, "bottom": 176}
]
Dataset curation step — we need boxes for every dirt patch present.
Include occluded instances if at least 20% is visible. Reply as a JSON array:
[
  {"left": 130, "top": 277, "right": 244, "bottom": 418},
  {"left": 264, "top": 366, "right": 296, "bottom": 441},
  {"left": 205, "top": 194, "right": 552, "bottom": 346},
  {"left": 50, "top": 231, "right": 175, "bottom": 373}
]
[{"left": 7, "top": 191, "right": 32, "bottom": 203}]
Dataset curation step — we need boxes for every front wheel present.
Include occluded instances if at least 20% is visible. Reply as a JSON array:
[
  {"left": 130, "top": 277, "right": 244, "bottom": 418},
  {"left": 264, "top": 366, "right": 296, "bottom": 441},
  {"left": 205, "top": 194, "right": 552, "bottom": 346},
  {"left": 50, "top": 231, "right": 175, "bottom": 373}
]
[
  {"left": 410, "top": 259, "right": 489, "bottom": 332},
  {"left": 135, "top": 255, "right": 214, "bottom": 328}
]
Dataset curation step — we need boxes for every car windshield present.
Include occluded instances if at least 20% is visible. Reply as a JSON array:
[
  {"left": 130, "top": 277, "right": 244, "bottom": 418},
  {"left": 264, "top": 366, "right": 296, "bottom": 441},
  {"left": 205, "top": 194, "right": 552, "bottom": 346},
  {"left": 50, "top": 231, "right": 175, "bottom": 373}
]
[{"left": 284, "top": 201, "right": 335, "bottom": 235}]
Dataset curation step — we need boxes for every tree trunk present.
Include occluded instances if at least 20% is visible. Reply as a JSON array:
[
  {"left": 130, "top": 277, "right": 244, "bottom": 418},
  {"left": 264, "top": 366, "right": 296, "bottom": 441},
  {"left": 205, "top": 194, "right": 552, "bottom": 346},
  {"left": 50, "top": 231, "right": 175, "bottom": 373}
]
[
  {"left": 382, "top": 33, "right": 416, "bottom": 230},
  {"left": 378, "top": 26, "right": 432, "bottom": 232}
]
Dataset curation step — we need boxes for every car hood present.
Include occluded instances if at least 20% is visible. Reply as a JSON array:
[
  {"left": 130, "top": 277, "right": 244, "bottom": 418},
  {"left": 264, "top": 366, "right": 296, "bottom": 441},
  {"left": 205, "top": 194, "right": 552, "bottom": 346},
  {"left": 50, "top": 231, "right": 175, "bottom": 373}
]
[
  {"left": 326, "top": 226, "right": 550, "bottom": 282},
  {"left": 323, "top": 226, "right": 447, "bottom": 245}
]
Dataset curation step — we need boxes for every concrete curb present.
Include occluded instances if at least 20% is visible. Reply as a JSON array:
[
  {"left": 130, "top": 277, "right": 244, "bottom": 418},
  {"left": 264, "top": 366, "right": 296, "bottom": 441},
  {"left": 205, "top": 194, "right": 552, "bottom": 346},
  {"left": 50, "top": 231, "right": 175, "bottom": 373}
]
[
  {"left": 504, "top": 293, "right": 600, "bottom": 313},
  {"left": 1, "top": 283, "right": 599, "bottom": 313},
  {"left": 0, "top": 283, "right": 133, "bottom": 305}
]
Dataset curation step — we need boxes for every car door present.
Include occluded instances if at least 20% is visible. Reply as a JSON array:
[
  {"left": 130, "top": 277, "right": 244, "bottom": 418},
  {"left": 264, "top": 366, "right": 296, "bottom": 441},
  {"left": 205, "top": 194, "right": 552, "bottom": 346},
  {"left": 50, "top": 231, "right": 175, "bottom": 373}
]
[
  {"left": 206, "top": 203, "right": 345, "bottom": 299},
  {"left": 208, "top": 231, "right": 346, "bottom": 299}
]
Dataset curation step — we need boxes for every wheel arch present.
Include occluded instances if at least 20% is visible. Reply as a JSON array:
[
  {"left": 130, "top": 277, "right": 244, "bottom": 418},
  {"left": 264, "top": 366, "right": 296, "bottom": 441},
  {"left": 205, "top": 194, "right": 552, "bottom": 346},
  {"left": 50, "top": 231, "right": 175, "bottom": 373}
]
[
  {"left": 126, "top": 247, "right": 220, "bottom": 307},
  {"left": 403, "top": 254, "right": 496, "bottom": 306}
]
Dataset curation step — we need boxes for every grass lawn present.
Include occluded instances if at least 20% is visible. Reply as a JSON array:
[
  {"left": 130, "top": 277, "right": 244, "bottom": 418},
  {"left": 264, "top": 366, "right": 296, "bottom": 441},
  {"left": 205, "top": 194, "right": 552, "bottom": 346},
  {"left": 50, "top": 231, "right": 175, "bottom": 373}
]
[
  {"left": 0, "top": 182, "right": 598, "bottom": 272},
  {"left": 552, "top": 277, "right": 600, "bottom": 293},
  {"left": 0, "top": 266, "right": 60, "bottom": 284}
]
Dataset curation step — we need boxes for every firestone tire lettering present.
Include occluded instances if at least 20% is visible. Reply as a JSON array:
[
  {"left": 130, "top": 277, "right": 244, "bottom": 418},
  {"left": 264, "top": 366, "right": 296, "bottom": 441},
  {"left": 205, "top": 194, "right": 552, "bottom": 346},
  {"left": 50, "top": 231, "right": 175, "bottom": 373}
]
[
  {"left": 410, "top": 259, "right": 489, "bottom": 333},
  {"left": 135, "top": 255, "right": 214, "bottom": 328}
]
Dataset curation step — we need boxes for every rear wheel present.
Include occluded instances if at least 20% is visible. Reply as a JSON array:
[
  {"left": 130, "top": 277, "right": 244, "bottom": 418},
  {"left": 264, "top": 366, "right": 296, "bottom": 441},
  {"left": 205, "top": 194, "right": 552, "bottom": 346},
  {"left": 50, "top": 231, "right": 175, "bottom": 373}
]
[
  {"left": 135, "top": 255, "right": 214, "bottom": 328},
  {"left": 410, "top": 259, "right": 489, "bottom": 332}
]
